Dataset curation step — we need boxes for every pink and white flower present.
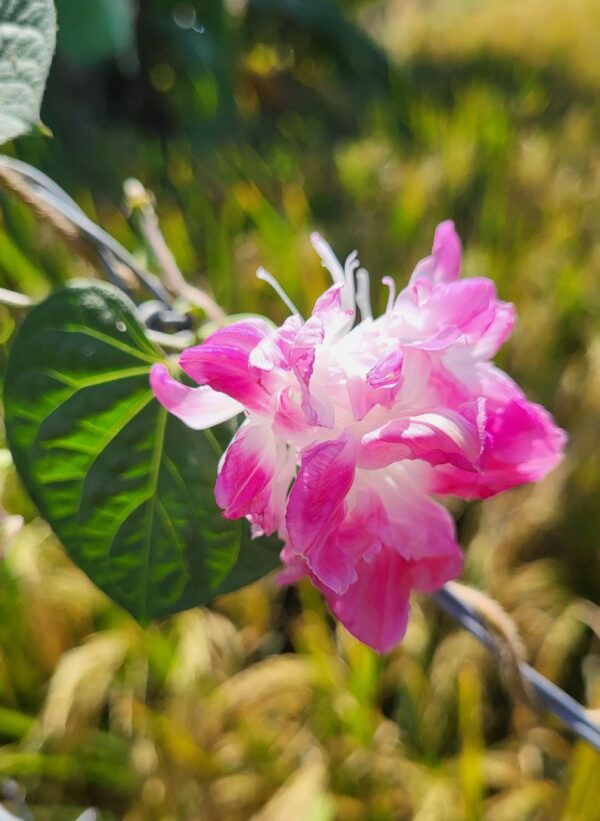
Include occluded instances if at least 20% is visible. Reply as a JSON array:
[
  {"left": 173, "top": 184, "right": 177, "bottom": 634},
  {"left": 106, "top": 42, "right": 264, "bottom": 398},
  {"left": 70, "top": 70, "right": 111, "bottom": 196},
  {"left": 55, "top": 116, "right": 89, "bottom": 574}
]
[{"left": 150, "top": 221, "right": 566, "bottom": 653}]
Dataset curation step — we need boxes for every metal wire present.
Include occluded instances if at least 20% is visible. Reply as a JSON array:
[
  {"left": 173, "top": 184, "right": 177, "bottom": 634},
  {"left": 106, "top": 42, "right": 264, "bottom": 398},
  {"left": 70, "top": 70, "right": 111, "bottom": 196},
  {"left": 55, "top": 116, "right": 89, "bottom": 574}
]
[{"left": 432, "top": 585, "right": 600, "bottom": 751}]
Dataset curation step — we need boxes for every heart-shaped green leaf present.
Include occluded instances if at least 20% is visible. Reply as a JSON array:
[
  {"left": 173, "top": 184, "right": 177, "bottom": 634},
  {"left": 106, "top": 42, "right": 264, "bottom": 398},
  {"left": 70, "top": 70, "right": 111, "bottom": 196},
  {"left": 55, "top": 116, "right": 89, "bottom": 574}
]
[
  {"left": 0, "top": 0, "right": 57, "bottom": 145},
  {"left": 4, "top": 283, "right": 281, "bottom": 620}
]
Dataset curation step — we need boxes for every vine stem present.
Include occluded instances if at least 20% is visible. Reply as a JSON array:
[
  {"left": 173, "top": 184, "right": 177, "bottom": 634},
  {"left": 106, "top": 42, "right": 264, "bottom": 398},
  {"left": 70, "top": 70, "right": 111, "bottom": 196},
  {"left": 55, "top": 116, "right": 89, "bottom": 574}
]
[
  {"left": 123, "top": 179, "right": 225, "bottom": 324},
  {"left": 432, "top": 584, "right": 600, "bottom": 751}
]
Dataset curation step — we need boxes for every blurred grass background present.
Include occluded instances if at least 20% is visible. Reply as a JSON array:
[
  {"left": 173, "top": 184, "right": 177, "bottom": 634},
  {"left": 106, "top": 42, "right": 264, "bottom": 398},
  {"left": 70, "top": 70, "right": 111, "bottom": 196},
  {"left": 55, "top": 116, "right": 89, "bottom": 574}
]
[{"left": 0, "top": 0, "right": 600, "bottom": 818}]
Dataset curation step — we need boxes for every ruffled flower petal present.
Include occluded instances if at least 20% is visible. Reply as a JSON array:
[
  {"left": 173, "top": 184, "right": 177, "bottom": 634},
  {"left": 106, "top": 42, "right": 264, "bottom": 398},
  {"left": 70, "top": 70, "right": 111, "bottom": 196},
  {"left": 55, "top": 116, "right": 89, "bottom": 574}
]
[
  {"left": 249, "top": 315, "right": 303, "bottom": 375},
  {"left": 395, "top": 220, "right": 514, "bottom": 356},
  {"left": 432, "top": 219, "right": 462, "bottom": 282},
  {"left": 396, "top": 278, "right": 513, "bottom": 355},
  {"left": 359, "top": 404, "right": 485, "bottom": 471},
  {"left": 430, "top": 366, "right": 566, "bottom": 498},
  {"left": 409, "top": 220, "right": 462, "bottom": 286},
  {"left": 286, "top": 434, "right": 356, "bottom": 593},
  {"left": 180, "top": 319, "right": 273, "bottom": 411},
  {"left": 289, "top": 316, "right": 335, "bottom": 427},
  {"left": 470, "top": 300, "right": 516, "bottom": 360},
  {"left": 215, "top": 420, "right": 288, "bottom": 535},
  {"left": 279, "top": 478, "right": 463, "bottom": 652},
  {"left": 371, "top": 470, "right": 462, "bottom": 566},
  {"left": 312, "top": 283, "right": 355, "bottom": 340},
  {"left": 150, "top": 364, "right": 242, "bottom": 429},
  {"left": 324, "top": 546, "right": 412, "bottom": 653}
]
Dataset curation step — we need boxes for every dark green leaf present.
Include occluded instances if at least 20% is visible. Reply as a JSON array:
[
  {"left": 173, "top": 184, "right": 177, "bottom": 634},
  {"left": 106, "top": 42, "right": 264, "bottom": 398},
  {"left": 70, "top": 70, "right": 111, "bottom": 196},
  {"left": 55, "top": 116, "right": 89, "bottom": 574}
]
[
  {"left": 4, "top": 283, "right": 281, "bottom": 620},
  {"left": 0, "top": 0, "right": 56, "bottom": 145}
]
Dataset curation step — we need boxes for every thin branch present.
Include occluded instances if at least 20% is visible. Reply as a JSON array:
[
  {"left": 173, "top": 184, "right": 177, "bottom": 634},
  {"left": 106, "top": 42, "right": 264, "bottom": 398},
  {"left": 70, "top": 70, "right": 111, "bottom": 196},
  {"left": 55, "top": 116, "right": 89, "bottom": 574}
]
[
  {"left": 123, "top": 179, "right": 225, "bottom": 323},
  {"left": 0, "top": 288, "right": 32, "bottom": 309},
  {"left": 432, "top": 584, "right": 600, "bottom": 751}
]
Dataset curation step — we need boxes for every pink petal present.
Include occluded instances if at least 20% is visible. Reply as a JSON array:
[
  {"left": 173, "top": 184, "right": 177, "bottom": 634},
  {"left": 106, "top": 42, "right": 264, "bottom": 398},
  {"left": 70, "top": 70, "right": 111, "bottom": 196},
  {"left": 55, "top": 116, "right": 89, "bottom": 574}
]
[
  {"left": 290, "top": 318, "right": 322, "bottom": 405},
  {"left": 422, "top": 278, "right": 516, "bottom": 356},
  {"left": 431, "top": 367, "right": 566, "bottom": 498},
  {"left": 471, "top": 300, "right": 516, "bottom": 359},
  {"left": 367, "top": 349, "right": 405, "bottom": 391},
  {"left": 180, "top": 319, "right": 273, "bottom": 411},
  {"left": 401, "top": 246, "right": 514, "bottom": 355},
  {"left": 427, "top": 358, "right": 473, "bottom": 407},
  {"left": 324, "top": 547, "right": 412, "bottom": 653},
  {"left": 359, "top": 405, "right": 485, "bottom": 471},
  {"left": 249, "top": 314, "right": 303, "bottom": 375},
  {"left": 289, "top": 316, "right": 335, "bottom": 427},
  {"left": 374, "top": 471, "right": 462, "bottom": 565},
  {"left": 346, "top": 349, "right": 405, "bottom": 422},
  {"left": 408, "top": 545, "right": 463, "bottom": 593},
  {"left": 430, "top": 279, "right": 498, "bottom": 342},
  {"left": 287, "top": 478, "right": 463, "bottom": 652},
  {"left": 408, "top": 220, "right": 462, "bottom": 287},
  {"left": 331, "top": 488, "right": 388, "bottom": 565},
  {"left": 346, "top": 374, "right": 383, "bottom": 422},
  {"left": 215, "top": 421, "right": 282, "bottom": 533},
  {"left": 285, "top": 434, "right": 356, "bottom": 593},
  {"left": 150, "top": 364, "right": 242, "bottom": 429},
  {"left": 313, "top": 282, "right": 344, "bottom": 315},
  {"left": 277, "top": 544, "right": 308, "bottom": 585},
  {"left": 311, "top": 283, "right": 354, "bottom": 340},
  {"left": 432, "top": 220, "right": 462, "bottom": 282},
  {"left": 273, "top": 386, "right": 309, "bottom": 438},
  {"left": 395, "top": 348, "right": 435, "bottom": 406},
  {"left": 402, "top": 325, "right": 465, "bottom": 352}
]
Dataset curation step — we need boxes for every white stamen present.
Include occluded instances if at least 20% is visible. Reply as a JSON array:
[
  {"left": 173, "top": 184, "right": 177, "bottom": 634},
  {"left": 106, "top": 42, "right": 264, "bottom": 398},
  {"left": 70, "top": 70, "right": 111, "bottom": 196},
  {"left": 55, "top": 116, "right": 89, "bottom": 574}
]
[
  {"left": 256, "top": 267, "right": 302, "bottom": 317},
  {"left": 310, "top": 232, "right": 345, "bottom": 284},
  {"left": 343, "top": 250, "right": 359, "bottom": 310},
  {"left": 381, "top": 276, "right": 396, "bottom": 316},
  {"left": 356, "top": 268, "right": 373, "bottom": 320}
]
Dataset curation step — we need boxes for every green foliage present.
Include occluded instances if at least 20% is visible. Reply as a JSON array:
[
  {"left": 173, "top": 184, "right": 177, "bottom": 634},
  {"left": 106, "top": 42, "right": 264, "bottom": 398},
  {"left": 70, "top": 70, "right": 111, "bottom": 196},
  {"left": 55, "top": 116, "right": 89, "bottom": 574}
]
[
  {"left": 3, "top": 283, "right": 280, "bottom": 621},
  {"left": 0, "top": 0, "right": 56, "bottom": 145},
  {"left": 55, "top": 0, "right": 135, "bottom": 66}
]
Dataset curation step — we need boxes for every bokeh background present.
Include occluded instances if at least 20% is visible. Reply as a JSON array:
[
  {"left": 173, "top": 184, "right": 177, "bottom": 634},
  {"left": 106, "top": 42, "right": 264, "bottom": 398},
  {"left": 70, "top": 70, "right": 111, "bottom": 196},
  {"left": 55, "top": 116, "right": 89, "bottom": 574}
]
[{"left": 1, "top": 0, "right": 600, "bottom": 818}]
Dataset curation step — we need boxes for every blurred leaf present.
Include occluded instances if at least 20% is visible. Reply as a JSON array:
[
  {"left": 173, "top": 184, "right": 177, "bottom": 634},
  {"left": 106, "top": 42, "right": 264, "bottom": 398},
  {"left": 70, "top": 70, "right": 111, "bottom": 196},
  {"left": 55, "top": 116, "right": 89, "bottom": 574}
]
[
  {"left": 0, "top": 0, "right": 56, "bottom": 145},
  {"left": 248, "top": 0, "right": 392, "bottom": 89},
  {"left": 458, "top": 664, "right": 484, "bottom": 820},
  {"left": 4, "top": 283, "right": 280, "bottom": 621},
  {"left": 55, "top": 0, "right": 134, "bottom": 66}
]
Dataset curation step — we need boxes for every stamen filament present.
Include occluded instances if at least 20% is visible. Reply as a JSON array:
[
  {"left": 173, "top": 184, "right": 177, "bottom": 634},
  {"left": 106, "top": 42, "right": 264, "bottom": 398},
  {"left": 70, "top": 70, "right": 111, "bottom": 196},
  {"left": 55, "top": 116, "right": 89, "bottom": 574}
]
[
  {"left": 343, "top": 250, "right": 359, "bottom": 310},
  {"left": 256, "top": 267, "right": 303, "bottom": 317},
  {"left": 356, "top": 268, "right": 373, "bottom": 320},
  {"left": 310, "top": 232, "right": 345, "bottom": 284},
  {"left": 382, "top": 276, "right": 396, "bottom": 316}
]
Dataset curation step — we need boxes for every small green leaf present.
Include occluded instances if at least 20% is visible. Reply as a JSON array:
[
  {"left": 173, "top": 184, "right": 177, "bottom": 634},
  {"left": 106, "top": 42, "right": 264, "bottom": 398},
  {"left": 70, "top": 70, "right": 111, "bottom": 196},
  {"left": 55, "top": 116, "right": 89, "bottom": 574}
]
[
  {"left": 0, "top": 0, "right": 57, "bottom": 145},
  {"left": 4, "top": 283, "right": 281, "bottom": 620}
]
